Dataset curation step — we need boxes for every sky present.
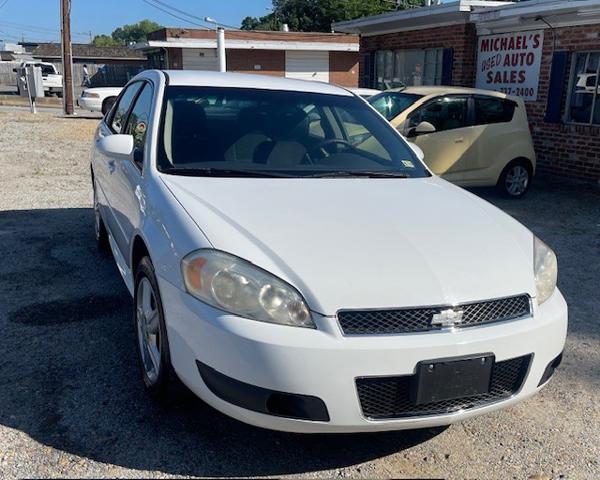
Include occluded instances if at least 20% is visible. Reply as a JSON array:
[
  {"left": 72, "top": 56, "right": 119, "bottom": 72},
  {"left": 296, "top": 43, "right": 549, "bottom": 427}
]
[{"left": 0, "top": 0, "right": 272, "bottom": 44}]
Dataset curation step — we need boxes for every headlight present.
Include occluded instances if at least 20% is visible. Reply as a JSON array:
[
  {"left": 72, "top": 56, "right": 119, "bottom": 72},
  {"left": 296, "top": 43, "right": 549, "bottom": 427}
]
[
  {"left": 534, "top": 236, "right": 558, "bottom": 304},
  {"left": 181, "top": 249, "right": 314, "bottom": 328},
  {"left": 84, "top": 92, "right": 99, "bottom": 98}
]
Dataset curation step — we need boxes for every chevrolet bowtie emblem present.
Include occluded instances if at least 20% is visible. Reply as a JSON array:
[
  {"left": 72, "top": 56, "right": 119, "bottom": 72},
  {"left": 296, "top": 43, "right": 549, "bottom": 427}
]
[{"left": 431, "top": 308, "right": 464, "bottom": 328}]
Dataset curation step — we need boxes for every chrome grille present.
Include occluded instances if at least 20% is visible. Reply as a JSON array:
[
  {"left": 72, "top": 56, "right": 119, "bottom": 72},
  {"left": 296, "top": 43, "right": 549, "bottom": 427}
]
[
  {"left": 356, "top": 354, "right": 532, "bottom": 419},
  {"left": 338, "top": 295, "right": 531, "bottom": 335}
]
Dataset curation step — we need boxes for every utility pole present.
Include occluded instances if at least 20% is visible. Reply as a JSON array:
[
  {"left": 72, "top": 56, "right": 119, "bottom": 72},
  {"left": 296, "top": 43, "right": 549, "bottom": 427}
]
[
  {"left": 60, "top": 0, "right": 75, "bottom": 115},
  {"left": 216, "top": 27, "right": 226, "bottom": 72},
  {"left": 204, "top": 17, "right": 226, "bottom": 72}
]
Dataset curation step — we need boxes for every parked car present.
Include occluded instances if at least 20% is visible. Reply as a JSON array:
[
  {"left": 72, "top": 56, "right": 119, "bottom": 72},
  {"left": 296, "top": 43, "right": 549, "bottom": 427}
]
[
  {"left": 13, "top": 61, "right": 63, "bottom": 97},
  {"left": 368, "top": 87, "right": 536, "bottom": 198},
  {"left": 91, "top": 70, "right": 566, "bottom": 433},
  {"left": 77, "top": 87, "right": 122, "bottom": 115},
  {"left": 575, "top": 73, "right": 599, "bottom": 93}
]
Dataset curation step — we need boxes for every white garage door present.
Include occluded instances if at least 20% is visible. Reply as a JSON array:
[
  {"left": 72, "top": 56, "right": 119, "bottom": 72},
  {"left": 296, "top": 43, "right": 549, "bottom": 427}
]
[
  {"left": 285, "top": 51, "right": 330, "bottom": 83},
  {"left": 182, "top": 48, "right": 219, "bottom": 71}
]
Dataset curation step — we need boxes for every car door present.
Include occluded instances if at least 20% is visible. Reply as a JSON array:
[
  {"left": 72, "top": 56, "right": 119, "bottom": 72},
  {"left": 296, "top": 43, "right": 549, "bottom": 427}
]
[
  {"left": 404, "top": 95, "right": 474, "bottom": 181},
  {"left": 466, "top": 95, "right": 519, "bottom": 183},
  {"left": 110, "top": 81, "right": 155, "bottom": 263},
  {"left": 94, "top": 81, "right": 143, "bottom": 254}
]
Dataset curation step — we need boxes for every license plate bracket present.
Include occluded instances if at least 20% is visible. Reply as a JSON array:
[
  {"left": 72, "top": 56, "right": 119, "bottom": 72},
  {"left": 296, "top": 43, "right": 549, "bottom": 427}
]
[{"left": 411, "top": 354, "right": 494, "bottom": 405}]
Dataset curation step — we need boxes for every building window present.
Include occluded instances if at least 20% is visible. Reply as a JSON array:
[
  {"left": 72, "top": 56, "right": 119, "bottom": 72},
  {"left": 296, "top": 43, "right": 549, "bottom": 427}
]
[
  {"left": 375, "top": 48, "right": 443, "bottom": 90},
  {"left": 566, "top": 52, "right": 600, "bottom": 125}
]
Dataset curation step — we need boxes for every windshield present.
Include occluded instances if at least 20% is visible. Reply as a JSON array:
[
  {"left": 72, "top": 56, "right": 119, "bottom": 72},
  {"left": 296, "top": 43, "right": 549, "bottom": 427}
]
[
  {"left": 157, "top": 86, "right": 429, "bottom": 178},
  {"left": 368, "top": 92, "right": 423, "bottom": 121}
]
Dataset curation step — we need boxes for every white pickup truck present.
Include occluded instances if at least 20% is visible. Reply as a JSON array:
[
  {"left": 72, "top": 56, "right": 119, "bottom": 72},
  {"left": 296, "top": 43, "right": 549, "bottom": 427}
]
[{"left": 14, "top": 61, "right": 63, "bottom": 97}]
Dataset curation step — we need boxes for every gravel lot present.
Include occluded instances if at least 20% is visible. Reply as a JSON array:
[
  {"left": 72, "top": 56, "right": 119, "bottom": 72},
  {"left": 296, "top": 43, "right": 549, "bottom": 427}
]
[{"left": 0, "top": 108, "right": 598, "bottom": 479}]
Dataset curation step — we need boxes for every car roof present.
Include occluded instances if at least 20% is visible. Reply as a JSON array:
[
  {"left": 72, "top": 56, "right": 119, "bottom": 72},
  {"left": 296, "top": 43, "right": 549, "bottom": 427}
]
[
  {"left": 386, "top": 85, "right": 514, "bottom": 100},
  {"left": 349, "top": 87, "right": 381, "bottom": 94},
  {"left": 161, "top": 70, "right": 354, "bottom": 96}
]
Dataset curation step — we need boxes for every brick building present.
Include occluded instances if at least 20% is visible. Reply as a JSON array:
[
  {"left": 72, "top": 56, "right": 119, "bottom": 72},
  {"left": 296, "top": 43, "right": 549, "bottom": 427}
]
[
  {"left": 135, "top": 29, "right": 359, "bottom": 87},
  {"left": 334, "top": 0, "right": 600, "bottom": 181}
]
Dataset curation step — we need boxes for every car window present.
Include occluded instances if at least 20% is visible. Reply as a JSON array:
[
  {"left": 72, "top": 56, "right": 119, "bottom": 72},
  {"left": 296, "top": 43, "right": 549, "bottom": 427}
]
[
  {"left": 158, "top": 86, "right": 429, "bottom": 178},
  {"left": 335, "top": 106, "right": 391, "bottom": 161},
  {"left": 303, "top": 105, "right": 327, "bottom": 140},
  {"left": 110, "top": 82, "right": 143, "bottom": 133},
  {"left": 123, "top": 83, "right": 154, "bottom": 164},
  {"left": 368, "top": 92, "right": 423, "bottom": 121},
  {"left": 407, "top": 96, "right": 469, "bottom": 132},
  {"left": 586, "top": 75, "right": 596, "bottom": 88},
  {"left": 38, "top": 64, "right": 56, "bottom": 76},
  {"left": 474, "top": 96, "right": 516, "bottom": 125}
]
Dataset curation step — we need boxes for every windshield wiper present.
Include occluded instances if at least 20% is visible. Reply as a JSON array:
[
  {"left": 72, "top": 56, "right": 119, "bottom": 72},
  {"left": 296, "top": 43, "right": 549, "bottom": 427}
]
[
  {"left": 303, "top": 171, "right": 410, "bottom": 179},
  {"left": 160, "top": 167, "right": 293, "bottom": 178}
]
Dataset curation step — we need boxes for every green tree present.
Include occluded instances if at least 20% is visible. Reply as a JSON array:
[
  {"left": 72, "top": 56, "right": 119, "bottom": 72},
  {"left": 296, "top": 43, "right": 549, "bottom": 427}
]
[
  {"left": 241, "top": 0, "right": 422, "bottom": 32},
  {"left": 92, "top": 19, "right": 162, "bottom": 46},
  {"left": 91, "top": 34, "right": 120, "bottom": 47}
]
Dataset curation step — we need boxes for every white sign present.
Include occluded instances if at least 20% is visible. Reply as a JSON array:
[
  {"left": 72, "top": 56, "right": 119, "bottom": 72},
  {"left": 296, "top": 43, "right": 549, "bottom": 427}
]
[{"left": 476, "top": 30, "right": 543, "bottom": 101}]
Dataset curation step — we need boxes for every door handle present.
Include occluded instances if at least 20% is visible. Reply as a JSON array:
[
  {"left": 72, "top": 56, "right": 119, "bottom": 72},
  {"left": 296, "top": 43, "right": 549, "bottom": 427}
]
[
  {"left": 108, "top": 160, "right": 116, "bottom": 173},
  {"left": 454, "top": 137, "right": 464, "bottom": 143}
]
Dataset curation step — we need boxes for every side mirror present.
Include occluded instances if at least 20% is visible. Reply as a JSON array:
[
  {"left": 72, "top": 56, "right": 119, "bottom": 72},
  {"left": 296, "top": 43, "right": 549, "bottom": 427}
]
[
  {"left": 406, "top": 121, "right": 436, "bottom": 137},
  {"left": 96, "top": 134, "right": 134, "bottom": 159}
]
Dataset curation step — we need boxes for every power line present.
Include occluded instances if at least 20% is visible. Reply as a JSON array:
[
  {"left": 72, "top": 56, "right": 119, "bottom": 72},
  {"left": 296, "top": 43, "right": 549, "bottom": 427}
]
[
  {"left": 0, "top": 20, "right": 60, "bottom": 33},
  {"left": 149, "top": 0, "right": 239, "bottom": 29},
  {"left": 146, "top": 0, "right": 212, "bottom": 26},
  {"left": 141, "top": 0, "right": 210, "bottom": 29},
  {"left": 0, "top": 0, "right": 9, "bottom": 10},
  {"left": 0, "top": 20, "right": 89, "bottom": 38}
]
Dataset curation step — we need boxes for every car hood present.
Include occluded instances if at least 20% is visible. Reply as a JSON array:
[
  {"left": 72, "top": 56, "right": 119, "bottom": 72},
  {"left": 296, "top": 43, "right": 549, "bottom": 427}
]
[{"left": 161, "top": 175, "right": 535, "bottom": 315}]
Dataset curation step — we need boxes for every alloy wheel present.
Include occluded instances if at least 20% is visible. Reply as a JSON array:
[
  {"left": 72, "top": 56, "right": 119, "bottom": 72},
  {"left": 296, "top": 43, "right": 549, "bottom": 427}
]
[
  {"left": 505, "top": 165, "right": 529, "bottom": 196},
  {"left": 136, "top": 277, "right": 162, "bottom": 384}
]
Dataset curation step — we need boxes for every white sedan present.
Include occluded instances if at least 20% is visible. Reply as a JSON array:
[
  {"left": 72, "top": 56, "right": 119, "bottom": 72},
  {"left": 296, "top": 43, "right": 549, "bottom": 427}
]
[
  {"left": 78, "top": 87, "right": 122, "bottom": 114},
  {"left": 91, "top": 70, "right": 567, "bottom": 433}
]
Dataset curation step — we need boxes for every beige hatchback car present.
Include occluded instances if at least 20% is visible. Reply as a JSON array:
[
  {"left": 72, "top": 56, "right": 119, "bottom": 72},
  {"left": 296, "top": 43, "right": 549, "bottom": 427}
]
[{"left": 368, "top": 87, "right": 536, "bottom": 198}]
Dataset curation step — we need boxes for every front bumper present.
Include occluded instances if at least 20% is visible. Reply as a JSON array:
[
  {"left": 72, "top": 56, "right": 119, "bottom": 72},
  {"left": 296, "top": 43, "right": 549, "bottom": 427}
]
[{"left": 160, "top": 277, "right": 567, "bottom": 433}]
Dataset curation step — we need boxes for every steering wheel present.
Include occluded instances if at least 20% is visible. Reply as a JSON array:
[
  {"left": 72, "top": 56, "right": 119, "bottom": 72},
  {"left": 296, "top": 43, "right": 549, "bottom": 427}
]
[{"left": 309, "top": 139, "right": 358, "bottom": 159}]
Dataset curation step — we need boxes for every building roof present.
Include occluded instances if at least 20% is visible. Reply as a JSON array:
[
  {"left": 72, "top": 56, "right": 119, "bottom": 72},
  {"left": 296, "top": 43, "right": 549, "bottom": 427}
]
[
  {"left": 332, "top": 0, "right": 512, "bottom": 36},
  {"left": 471, "top": 0, "right": 600, "bottom": 34},
  {"left": 31, "top": 43, "right": 146, "bottom": 61},
  {"left": 162, "top": 70, "right": 354, "bottom": 96},
  {"left": 138, "top": 28, "right": 359, "bottom": 52},
  {"left": 333, "top": 0, "right": 600, "bottom": 37}
]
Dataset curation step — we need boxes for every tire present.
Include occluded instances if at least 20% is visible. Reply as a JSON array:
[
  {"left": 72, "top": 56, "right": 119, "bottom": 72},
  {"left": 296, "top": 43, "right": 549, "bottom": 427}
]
[
  {"left": 497, "top": 159, "right": 533, "bottom": 199},
  {"left": 134, "top": 256, "right": 181, "bottom": 400},
  {"left": 101, "top": 96, "right": 116, "bottom": 115},
  {"left": 93, "top": 181, "right": 110, "bottom": 253}
]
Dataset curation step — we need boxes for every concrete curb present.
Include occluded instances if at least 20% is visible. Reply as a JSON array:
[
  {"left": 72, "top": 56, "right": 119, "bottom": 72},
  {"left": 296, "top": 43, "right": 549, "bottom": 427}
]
[{"left": 0, "top": 95, "right": 62, "bottom": 108}]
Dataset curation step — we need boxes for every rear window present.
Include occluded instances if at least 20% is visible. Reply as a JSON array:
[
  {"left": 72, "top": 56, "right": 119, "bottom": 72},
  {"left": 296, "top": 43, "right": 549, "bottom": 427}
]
[
  {"left": 474, "top": 96, "right": 516, "bottom": 125},
  {"left": 40, "top": 65, "right": 56, "bottom": 76}
]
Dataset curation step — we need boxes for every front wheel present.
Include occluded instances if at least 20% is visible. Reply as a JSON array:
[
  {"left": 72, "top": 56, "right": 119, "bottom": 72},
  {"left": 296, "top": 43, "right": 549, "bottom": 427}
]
[
  {"left": 497, "top": 160, "right": 532, "bottom": 199},
  {"left": 134, "top": 256, "right": 180, "bottom": 400}
]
